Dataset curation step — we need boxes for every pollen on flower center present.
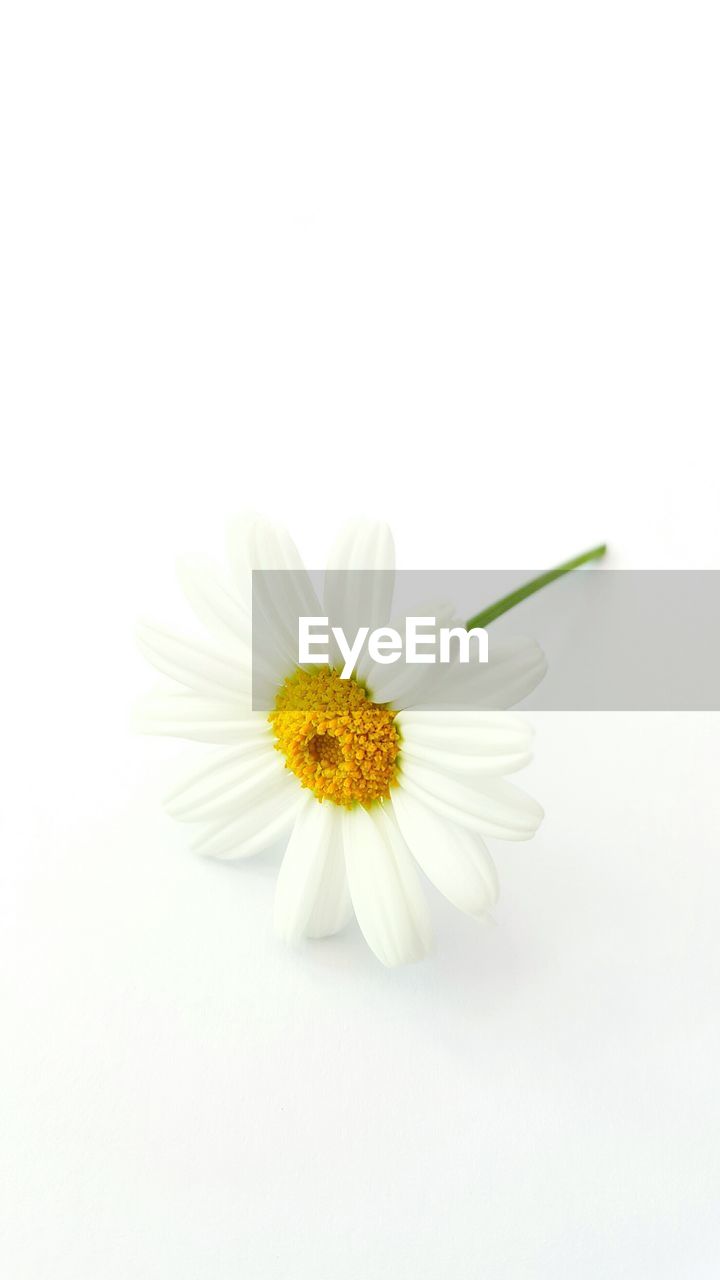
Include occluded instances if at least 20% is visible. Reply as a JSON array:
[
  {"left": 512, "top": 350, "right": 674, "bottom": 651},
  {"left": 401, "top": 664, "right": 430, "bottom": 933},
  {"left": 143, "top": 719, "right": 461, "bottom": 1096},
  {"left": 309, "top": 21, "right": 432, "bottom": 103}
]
[{"left": 269, "top": 668, "right": 400, "bottom": 807}]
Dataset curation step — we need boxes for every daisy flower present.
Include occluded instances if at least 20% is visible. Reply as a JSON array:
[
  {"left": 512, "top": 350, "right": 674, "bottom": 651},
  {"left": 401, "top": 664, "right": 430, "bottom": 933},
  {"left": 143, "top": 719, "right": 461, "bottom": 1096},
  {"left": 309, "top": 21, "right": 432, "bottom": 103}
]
[{"left": 135, "top": 517, "right": 548, "bottom": 966}]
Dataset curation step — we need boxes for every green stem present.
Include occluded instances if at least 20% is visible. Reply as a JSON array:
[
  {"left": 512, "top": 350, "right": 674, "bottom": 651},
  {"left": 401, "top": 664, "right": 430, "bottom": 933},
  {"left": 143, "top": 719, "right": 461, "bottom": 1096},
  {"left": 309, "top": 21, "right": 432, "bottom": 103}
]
[{"left": 466, "top": 543, "right": 607, "bottom": 630}]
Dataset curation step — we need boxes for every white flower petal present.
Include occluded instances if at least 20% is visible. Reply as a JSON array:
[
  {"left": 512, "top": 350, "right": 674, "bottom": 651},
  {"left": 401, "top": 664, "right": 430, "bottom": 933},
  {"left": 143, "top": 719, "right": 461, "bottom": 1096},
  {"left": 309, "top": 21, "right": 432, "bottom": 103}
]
[
  {"left": 396, "top": 708, "right": 531, "bottom": 747},
  {"left": 164, "top": 737, "right": 273, "bottom": 804},
  {"left": 363, "top": 601, "right": 459, "bottom": 704},
  {"left": 324, "top": 520, "right": 395, "bottom": 679},
  {"left": 227, "top": 512, "right": 306, "bottom": 578},
  {"left": 342, "top": 803, "right": 432, "bottom": 967},
  {"left": 166, "top": 749, "right": 286, "bottom": 823},
  {"left": 304, "top": 840, "right": 353, "bottom": 939},
  {"left": 274, "top": 796, "right": 351, "bottom": 943},
  {"left": 400, "top": 740, "right": 532, "bottom": 778},
  {"left": 326, "top": 518, "right": 395, "bottom": 577},
  {"left": 133, "top": 693, "right": 266, "bottom": 743},
  {"left": 191, "top": 779, "right": 301, "bottom": 859},
  {"left": 365, "top": 659, "right": 444, "bottom": 708},
  {"left": 398, "top": 758, "right": 543, "bottom": 840},
  {"left": 137, "top": 621, "right": 251, "bottom": 698},
  {"left": 398, "top": 709, "right": 533, "bottom": 777},
  {"left": 226, "top": 514, "right": 322, "bottom": 674},
  {"left": 391, "top": 788, "right": 499, "bottom": 918},
  {"left": 176, "top": 554, "right": 252, "bottom": 651},
  {"left": 432, "top": 636, "right": 547, "bottom": 709}
]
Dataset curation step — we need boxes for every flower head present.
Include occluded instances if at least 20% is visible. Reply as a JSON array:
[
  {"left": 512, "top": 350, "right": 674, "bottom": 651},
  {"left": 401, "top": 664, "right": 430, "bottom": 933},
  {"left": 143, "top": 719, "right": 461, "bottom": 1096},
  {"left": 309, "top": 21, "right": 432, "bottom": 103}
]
[
  {"left": 270, "top": 667, "right": 400, "bottom": 807},
  {"left": 136, "top": 517, "right": 546, "bottom": 966}
]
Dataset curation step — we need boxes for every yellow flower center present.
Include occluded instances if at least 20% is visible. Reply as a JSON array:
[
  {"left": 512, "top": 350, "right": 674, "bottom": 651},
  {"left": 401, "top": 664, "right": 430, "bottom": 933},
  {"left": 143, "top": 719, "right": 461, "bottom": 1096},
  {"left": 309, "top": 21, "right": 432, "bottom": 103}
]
[{"left": 270, "top": 668, "right": 400, "bottom": 807}]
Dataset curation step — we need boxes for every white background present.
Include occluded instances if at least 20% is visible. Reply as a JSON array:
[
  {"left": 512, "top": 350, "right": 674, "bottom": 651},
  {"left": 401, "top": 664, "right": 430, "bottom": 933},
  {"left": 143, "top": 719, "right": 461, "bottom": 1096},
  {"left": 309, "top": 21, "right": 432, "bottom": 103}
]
[{"left": 2, "top": 3, "right": 719, "bottom": 1277}]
